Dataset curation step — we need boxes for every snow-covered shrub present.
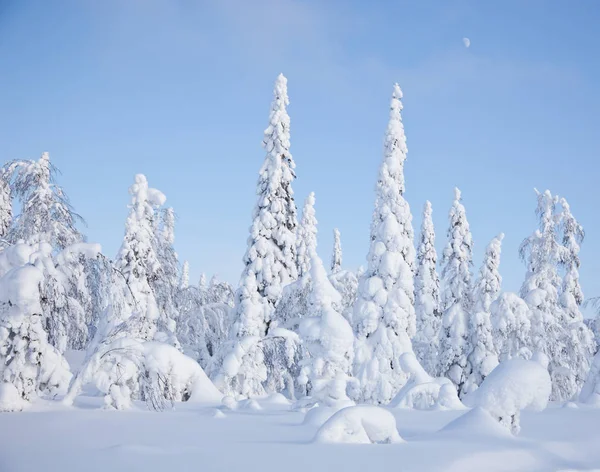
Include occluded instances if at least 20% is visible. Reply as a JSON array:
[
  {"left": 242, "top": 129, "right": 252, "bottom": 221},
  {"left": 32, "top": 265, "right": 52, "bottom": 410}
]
[
  {"left": 0, "top": 259, "right": 72, "bottom": 406},
  {"left": 466, "top": 354, "right": 551, "bottom": 434},
  {"left": 389, "top": 353, "right": 463, "bottom": 410},
  {"left": 176, "top": 290, "right": 233, "bottom": 370},
  {"left": 66, "top": 335, "right": 222, "bottom": 410},
  {"left": 328, "top": 269, "right": 358, "bottom": 324},
  {"left": 353, "top": 83, "right": 416, "bottom": 404},
  {"left": 0, "top": 382, "right": 28, "bottom": 412},
  {"left": 262, "top": 328, "right": 302, "bottom": 398},
  {"left": 272, "top": 276, "right": 311, "bottom": 331},
  {"left": 491, "top": 292, "right": 532, "bottom": 361},
  {"left": 314, "top": 405, "right": 403, "bottom": 444},
  {"left": 297, "top": 249, "right": 354, "bottom": 406}
]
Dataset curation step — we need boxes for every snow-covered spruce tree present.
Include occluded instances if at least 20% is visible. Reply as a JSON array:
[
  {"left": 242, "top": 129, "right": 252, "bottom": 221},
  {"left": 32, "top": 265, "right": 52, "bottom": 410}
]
[
  {"left": 115, "top": 174, "right": 165, "bottom": 342},
  {"left": 331, "top": 228, "right": 342, "bottom": 274},
  {"left": 180, "top": 261, "right": 190, "bottom": 290},
  {"left": 296, "top": 192, "right": 317, "bottom": 278},
  {"left": 151, "top": 207, "right": 179, "bottom": 346},
  {"left": 297, "top": 247, "right": 354, "bottom": 407},
  {"left": 0, "top": 173, "right": 12, "bottom": 239},
  {"left": 412, "top": 201, "right": 441, "bottom": 377},
  {"left": 463, "top": 234, "right": 503, "bottom": 395},
  {"left": 352, "top": 83, "right": 417, "bottom": 405},
  {"left": 557, "top": 197, "right": 595, "bottom": 395},
  {"left": 5, "top": 152, "right": 83, "bottom": 249},
  {"left": 520, "top": 189, "right": 574, "bottom": 401},
  {"left": 491, "top": 292, "right": 532, "bottom": 361},
  {"left": 214, "top": 74, "right": 299, "bottom": 397},
  {"left": 438, "top": 187, "right": 474, "bottom": 397}
]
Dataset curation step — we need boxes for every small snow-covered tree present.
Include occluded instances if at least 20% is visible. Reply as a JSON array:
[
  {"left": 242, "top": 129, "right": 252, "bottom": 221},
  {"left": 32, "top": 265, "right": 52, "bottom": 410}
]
[
  {"left": 5, "top": 152, "right": 83, "bottom": 250},
  {"left": 215, "top": 74, "right": 299, "bottom": 398},
  {"left": 115, "top": 174, "right": 165, "bottom": 342},
  {"left": 557, "top": 197, "right": 595, "bottom": 396},
  {"left": 520, "top": 189, "right": 574, "bottom": 401},
  {"left": 180, "top": 261, "right": 190, "bottom": 290},
  {"left": 298, "top": 248, "right": 354, "bottom": 407},
  {"left": 412, "top": 201, "right": 441, "bottom": 376},
  {"left": 207, "top": 275, "right": 234, "bottom": 306},
  {"left": 491, "top": 292, "right": 532, "bottom": 361},
  {"left": 0, "top": 246, "right": 72, "bottom": 409},
  {"left": 0, "top": 174, "right": 12, "bottom": 239},
  {"left": 152, "top": 207, "right": 179, "bottom": 346},
  {"left": 353, "top": 83, "right": 417, "bottom": 404},
  {"left": 438, "top": 188, "right": 473, "bottom": 397},
  {"left": 331, "top": 228, "right": 342, "bottom": 274},
  {"left": 296, "top": 192, "right": 317, "bottom": 278},
  {"left": 464, "top": 234, "right": 503, "bottom": 395}
]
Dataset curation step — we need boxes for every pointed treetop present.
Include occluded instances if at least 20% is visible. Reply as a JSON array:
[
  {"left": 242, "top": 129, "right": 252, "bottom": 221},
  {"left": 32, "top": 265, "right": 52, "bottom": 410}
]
[
  {"left": 392, "top": 83, "right": 403, "bottom": 100},
  {"left": 424, "top": 200, "right": 432, "bottom": 217},
  {"left": 497, "top": 232, "right": 505, "bottom": 242},
  {"left": 454, "top": 187, "right": 462, "bottom": 201}
]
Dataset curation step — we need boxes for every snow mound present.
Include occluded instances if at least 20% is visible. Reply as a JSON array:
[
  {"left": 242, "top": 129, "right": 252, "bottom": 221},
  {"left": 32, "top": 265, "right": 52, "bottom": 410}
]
[
  {"left": 221, "top": 396, "right": 237, "bottom": 410},
  {"left": 0, "top": 383, "right": 28, "bottom": 412},
  {"left": 465, "top": 356, "right": 551, "bottom": 434},
  {"left": 390, "top": 353, "right": 464, "bottom": 410},
  {"left": 143, "top": 342, "right": 223, "bottom": 405},
  {"left": 314, "top": 406, "right": 403, "bottom": 444},
  {"left": 239, "top": 399, "right": 262, "bottom": 411},
  {"left": 441, "top": 407, "right": 512, "bottom": 438},
  {"left": 212, "top": 409, "right": 226, "bottom": 418},
  {"left": 303, "top": 405, "right": 340, "bottom": 427}
]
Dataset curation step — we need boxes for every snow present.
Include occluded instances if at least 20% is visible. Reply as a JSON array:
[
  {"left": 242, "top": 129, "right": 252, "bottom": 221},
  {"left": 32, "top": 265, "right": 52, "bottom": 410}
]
[
  {"left": 2, "top": 398, "right": 600, "bottom": 471},
  {"left": 314, "top": 405, "right": 403, "bottom": 444},
  {"left": 0, "top": 382, "right": 28, "bottom": 412},
  {"left": 464, "top": 356, "right": 552, "bottom": 434},
  {"left": 390, "top": 353, "right": 464, "bottom": 410}
]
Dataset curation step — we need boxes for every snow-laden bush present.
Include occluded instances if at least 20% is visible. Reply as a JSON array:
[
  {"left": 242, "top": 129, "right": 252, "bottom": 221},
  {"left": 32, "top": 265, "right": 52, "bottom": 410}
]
[
  {"left": 65, "top": 333, "right": 222, "bottom": 410},
  {"left": 328, "top": 269, "right": 358, "bottom": 324},
  {"left": 314, "top": 405, "right": 403, "bottom": 444},
  {"left": 389, "top": 353, "right": 463, "bottom": 410},
  {"left": 297, "top": 249, "right": 354, "bottom": 406},
  {"left": 465, "top": 354, "right": 551, "bottom": 434},
  {"left": 0, "top": 382, "right": 28, "bottom": 412},
  {"left": 177, "top": 296, "right": 233, "bottom": 370},
  {"left": 491, "top": 292, "right": 532, "bottom": 361},
  {"left": 0, "top": 250, "right": 72, "bottom": 408}
]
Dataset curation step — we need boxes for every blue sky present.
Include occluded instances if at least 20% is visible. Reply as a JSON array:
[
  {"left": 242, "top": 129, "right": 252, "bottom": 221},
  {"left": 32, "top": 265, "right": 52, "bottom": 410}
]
[{"left": 1, "top": 0, "right": 599, "bottom": 309}]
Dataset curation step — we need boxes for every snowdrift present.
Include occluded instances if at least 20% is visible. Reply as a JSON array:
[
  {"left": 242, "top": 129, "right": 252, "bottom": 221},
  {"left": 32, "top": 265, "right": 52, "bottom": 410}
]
[
  {"left": 314, "top": 405, "right": 403, "bottom": 444},
  {"left": 464, "top": 355, "right": 551, "bottom": 434},
  {"left": 390, "top": 353, "right": 464, "bottom": 410}
]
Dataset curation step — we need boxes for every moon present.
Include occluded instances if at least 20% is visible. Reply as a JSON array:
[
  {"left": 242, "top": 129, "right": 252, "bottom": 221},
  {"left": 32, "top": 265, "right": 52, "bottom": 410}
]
[{"left": 463, "top": 37, "right": 471, "bottom": 48}]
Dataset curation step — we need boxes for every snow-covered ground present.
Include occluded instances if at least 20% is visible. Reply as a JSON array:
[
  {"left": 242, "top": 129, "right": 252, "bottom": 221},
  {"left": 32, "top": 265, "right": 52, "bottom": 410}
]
[{"left": 1, "top": 397, "right": 600, "bottom": 472}]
